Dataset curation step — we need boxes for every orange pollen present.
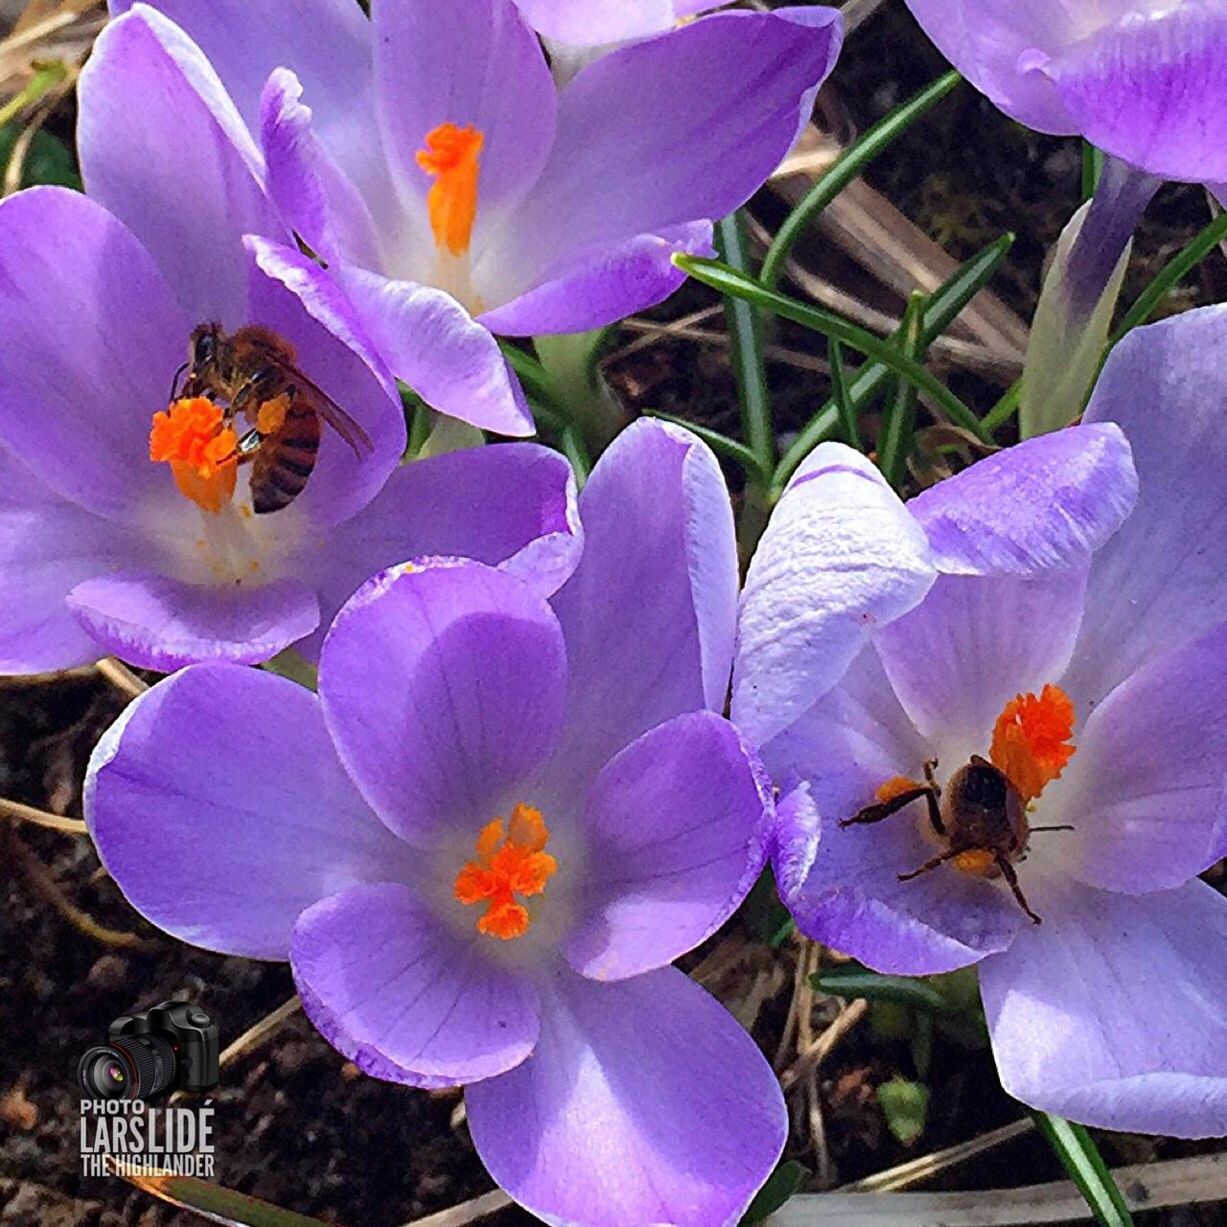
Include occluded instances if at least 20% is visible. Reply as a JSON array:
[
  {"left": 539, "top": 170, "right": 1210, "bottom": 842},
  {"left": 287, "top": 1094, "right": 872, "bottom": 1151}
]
[
  {"left": 453, "top": 804, "right": 556, "bottom": 941},
  {"left": 875, "top": 775, "right": 923, "bottom": 805},
  {"left": 416, "top": 122, "right": 484, "bottom": 258},
  {"left": 990, "top": 683, "right": 1077, "bottom": 804},
  {"left": 149, "top": 397, "right": 238, "bottom": 515}
]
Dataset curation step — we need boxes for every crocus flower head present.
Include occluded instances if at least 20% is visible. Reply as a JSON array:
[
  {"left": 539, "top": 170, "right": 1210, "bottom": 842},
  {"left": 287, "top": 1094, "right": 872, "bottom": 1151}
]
[
  {"left": 0, "top": 184, "right": 579, "bottom": 674},
  {"left": 738, "top": 308, "right": 1227, "bottom": 1136},
  {"left": 903, "top": 0, "right": 1227, "bottom": 185},
  {"left": 511, "top": 0, "right": 731, "bottom": 48},
  {"left": 95, "top": 0, "right": 842, "bottom": 431},
  {"left": 86, "top": 421, "right": 787, "bottom": 1225}
]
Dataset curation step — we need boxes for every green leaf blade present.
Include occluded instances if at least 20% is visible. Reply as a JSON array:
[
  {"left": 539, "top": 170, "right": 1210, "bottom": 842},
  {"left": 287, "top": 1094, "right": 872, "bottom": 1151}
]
[{"left": 1033, "top": 1111, "right": 1135, "bottom": 1227}]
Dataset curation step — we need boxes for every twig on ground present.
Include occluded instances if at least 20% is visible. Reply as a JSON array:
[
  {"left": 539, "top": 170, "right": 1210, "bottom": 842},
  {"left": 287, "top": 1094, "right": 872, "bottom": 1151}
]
[
  {"left": 398, "top": 1189, "right": 512, "bottom": 1227},
  {"left": 5, "top": 824, "right": 155, "bottom": 949},
  {"left": 0, "top": 796, "right": 87, "bottom": 834},
  {"left": 841, "top": 1118, "right": 1037, "bottom": 1193},
  {"left": 96, "top": 657, "right": 149, "bottom": 700},
  {"left": 219, "top": 996, "right": 303, "bottom": 1069},
  {"left": 780, "top": 998, "right": 870, "bottom": 1091},
  {"left": 776, "top": 1152, "right": 1227, "bottom": 1226}
]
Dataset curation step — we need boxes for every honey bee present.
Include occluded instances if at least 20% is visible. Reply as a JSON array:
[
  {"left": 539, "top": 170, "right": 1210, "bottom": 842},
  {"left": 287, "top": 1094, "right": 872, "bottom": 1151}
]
[
  {"left": 840, "top": 757, "right": 1072, "bottom": 924},
  {"left": 171, "top": 323, "right": 372, "bottom": 514}
]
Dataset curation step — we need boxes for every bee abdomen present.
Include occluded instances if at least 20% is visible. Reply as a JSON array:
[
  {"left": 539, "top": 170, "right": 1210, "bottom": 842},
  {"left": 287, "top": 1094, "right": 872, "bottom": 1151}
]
[{"left": 251, "top": 408, "right": 321, "bottom": 514}]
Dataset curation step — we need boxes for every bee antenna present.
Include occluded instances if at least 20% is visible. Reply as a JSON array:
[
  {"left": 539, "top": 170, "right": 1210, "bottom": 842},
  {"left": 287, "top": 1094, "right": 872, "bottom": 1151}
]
[
  {"left": 1029, "top": 824, "right": 1075, "bottom": 833},
  {"left": 168, "top": 360, "right": 190, "bottom": 403}
]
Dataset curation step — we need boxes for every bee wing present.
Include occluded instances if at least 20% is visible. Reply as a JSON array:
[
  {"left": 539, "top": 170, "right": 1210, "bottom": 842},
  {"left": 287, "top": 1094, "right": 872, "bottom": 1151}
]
[{"left": 285, "top": 366, "right": 373, "bottom": 457}]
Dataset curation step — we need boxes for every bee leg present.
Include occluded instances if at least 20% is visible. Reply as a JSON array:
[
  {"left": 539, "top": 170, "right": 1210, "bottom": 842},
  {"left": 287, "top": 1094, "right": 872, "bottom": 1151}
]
[
  {"left": 896, "top": 847, "right": 962, "bottom": 881},
  {"left": 233, "top": 367, "right": 282, "bottom": 421},
  {"left": 995, "top": 855, "right": 1042, "bottom": 924},
  {"left": 235, "top": 429, "right": 262, "bottom": 462},
  {"left": 840, "top": 786, "right": 935, "bottom": 829}
]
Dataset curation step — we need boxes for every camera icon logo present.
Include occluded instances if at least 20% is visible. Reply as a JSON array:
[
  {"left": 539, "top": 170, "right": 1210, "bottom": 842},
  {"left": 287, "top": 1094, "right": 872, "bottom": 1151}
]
[{"left": 78, "top": 1001, "right": 220, "bottom": 1102}]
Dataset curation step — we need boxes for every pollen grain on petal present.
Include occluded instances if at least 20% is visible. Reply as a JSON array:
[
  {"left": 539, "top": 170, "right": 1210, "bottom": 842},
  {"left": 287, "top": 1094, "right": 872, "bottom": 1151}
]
[
  {"left": 453, "top": 803, "right": 555, "bottom": 940},
  {"left": 416, "top": 122, "right": 484, "bottom": 257},
  {"left": 990, "top": 682, "right": 1077, "bottom": 803},
  {"left": 149, "top": 397, "right": 238, "bottom": 515}
]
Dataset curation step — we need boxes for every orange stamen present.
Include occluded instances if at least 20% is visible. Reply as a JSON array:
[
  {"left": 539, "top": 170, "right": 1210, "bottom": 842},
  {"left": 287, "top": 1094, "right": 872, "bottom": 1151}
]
[
  {"left": 990, "top": 683, "right": 1077, "bottom": 803},
  {"left": 149, "top": 397, "right": 238, "bottom": 515},
  {"left": 416, "top": 123, "right": 484, "bottom": 257},
  {"left": 875, "top": 775, "right": 923, "bottom": 805},
  {"left": 453, "top": 804, "right": 556, "bottom": 941}
]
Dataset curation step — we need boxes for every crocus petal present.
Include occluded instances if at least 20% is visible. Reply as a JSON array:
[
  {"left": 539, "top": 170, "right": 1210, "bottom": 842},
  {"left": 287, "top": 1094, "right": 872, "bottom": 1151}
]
[
  {"left": 260, "top": 69, "right": 382, "bottom": 269},
  {"left": 293, "top": 882, "right": 539, "bottom": 1087},
  {"left": 78, "top": 6, "right": 283, "bottom": 324},
  {"left": 733, "top": 443, "right": 935, "bottom": 749},
  {"left": 292, "top": 443, "right": 582, "bottom": 659},
  {"left": 106, "top": 0, "right": 375, "bottom": 172},
  {"left": 766, "top": 645, "right": 1024, "bottom": 975},
  {"left": 478, "top": 222, "right": 713, "bottom": 336},
  {"left": 901, "top": 0, "right": 1082, "bottom": 134},
  {"left": 0, "top": 187, "right": 190, "bottom": 520},
  {"left": 1044, "top": 617, "right": 1227, "bottom": 893},
  {"left": 85, "top": 663, "right": 413, "bottom": 959},
  {"left": 908, "top": 423, "right": 1137, "bottom": 576},
  {"left": 467, "top": 965, "right": 786, "bottom": 1227},
  {"left": 331, "top": 265, "right": 534, "bottom": 436},
  {"left": 67, "top": 570, "right": 320, "bottom": 672},
  {"left": 373, "top": 0, "right": 556, "bottom": 224},
  {"left": 1069, "top": 306, "right": 1227, "bottom": 705},
  {"left": 510, "top": 0, "right": 674, "bottom": 45},
  {"left": 0, "top": 454, "right": 144, "bottom": 673},
  {"left": 319, "top": 560, "right": 568, "bottom": 847},
  {"left": 497, "top": 9, "right": 841, "bottom": 295},
  {"left": 565, "top": 712, "right": 771, "bottom": 982},
  {"left": 1048, "top": 2, "right": 1227, "bottom": 183},
  {"left": 981, "top": 875, "right": 1227, "bottom": 1138},
  {"left": 243, "top": 240, "right": 406, "bottom": 526},
  {"left": 772, "top": 783, "right": 820, "bottom": 906},
  {"left": 874, "top": 568, "right": 1088, "bottom": 751},
  {"left": 548, "top": 420, "right": 738, "bottom": 795}
]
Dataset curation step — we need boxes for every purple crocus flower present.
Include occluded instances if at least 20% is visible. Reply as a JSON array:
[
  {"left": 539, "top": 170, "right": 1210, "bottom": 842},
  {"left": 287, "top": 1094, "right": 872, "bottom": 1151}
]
[
  {"left": 737, "top": 308, "right": 1227, "bottom": 1136},
  {"left": 0, "top": 185, "right": 580, "bottom": 674},
  {"left": 904, "top": 0, "right": 1227, "bottom": 178},
  {"left": 512, "top": 0, "right": 727, "bottom": 48},
  {"left": 901, "top": 0, "right": 1227, "bottom": 434},
  {"left": 92, "top": 0, "right": 841, "bottom": 432},
  {"left": 86, "top": 420, "right": 787, "bottom": 1225}
]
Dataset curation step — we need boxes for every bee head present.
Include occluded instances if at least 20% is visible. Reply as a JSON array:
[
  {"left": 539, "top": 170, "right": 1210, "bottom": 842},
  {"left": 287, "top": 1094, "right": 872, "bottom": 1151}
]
[
  {"left": 190, "top": 322, "right": 222, "bottom": 369},
  {"left": 961, "top": 756, "right": 1009, "bottom": 810}
]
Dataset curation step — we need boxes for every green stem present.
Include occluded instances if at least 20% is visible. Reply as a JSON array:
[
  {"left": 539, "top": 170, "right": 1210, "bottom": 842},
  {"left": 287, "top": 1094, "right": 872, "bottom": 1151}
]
[
  {"left": 772, "top": 233, "right": 1013, "bottom": 486},
  {"left": 828, "top": 339, "right": 858, "bottom": 449},
  {"left": 1112, "top": 205, "right": 1227, "bottom": 342},
  {"left": 677, "top": 255, "right": 988, "bottom": 444},
  {"left": 982, "top": 379, "right": 1022, "bottom": 435},
  {"left": 761, "top": 70, "right": 962, "bottom": 290},
  {"left": 877, "top": 292, "right": 927, "bottom": 488},
  {"left": 534, "top": 330, "right": 626, "bottom": 453},
  {"left": 1032, "top": 1112, "right": 1134, "bottom": 1227},
  {"left": 716, "top": 212, "right": 775, "bottom": 477}
]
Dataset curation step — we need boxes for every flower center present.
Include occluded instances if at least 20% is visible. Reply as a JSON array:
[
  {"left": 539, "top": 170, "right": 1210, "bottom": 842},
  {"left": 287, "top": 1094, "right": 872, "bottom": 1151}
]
[
  {"left": 989, "top": 682, "right": 1076, "bottom": 804},
  {"left": 453, "top": 803, "right": 556, "bottom": 941},
  {"left": 149, "top": 396, "right": 238, "bottom": 515}
]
